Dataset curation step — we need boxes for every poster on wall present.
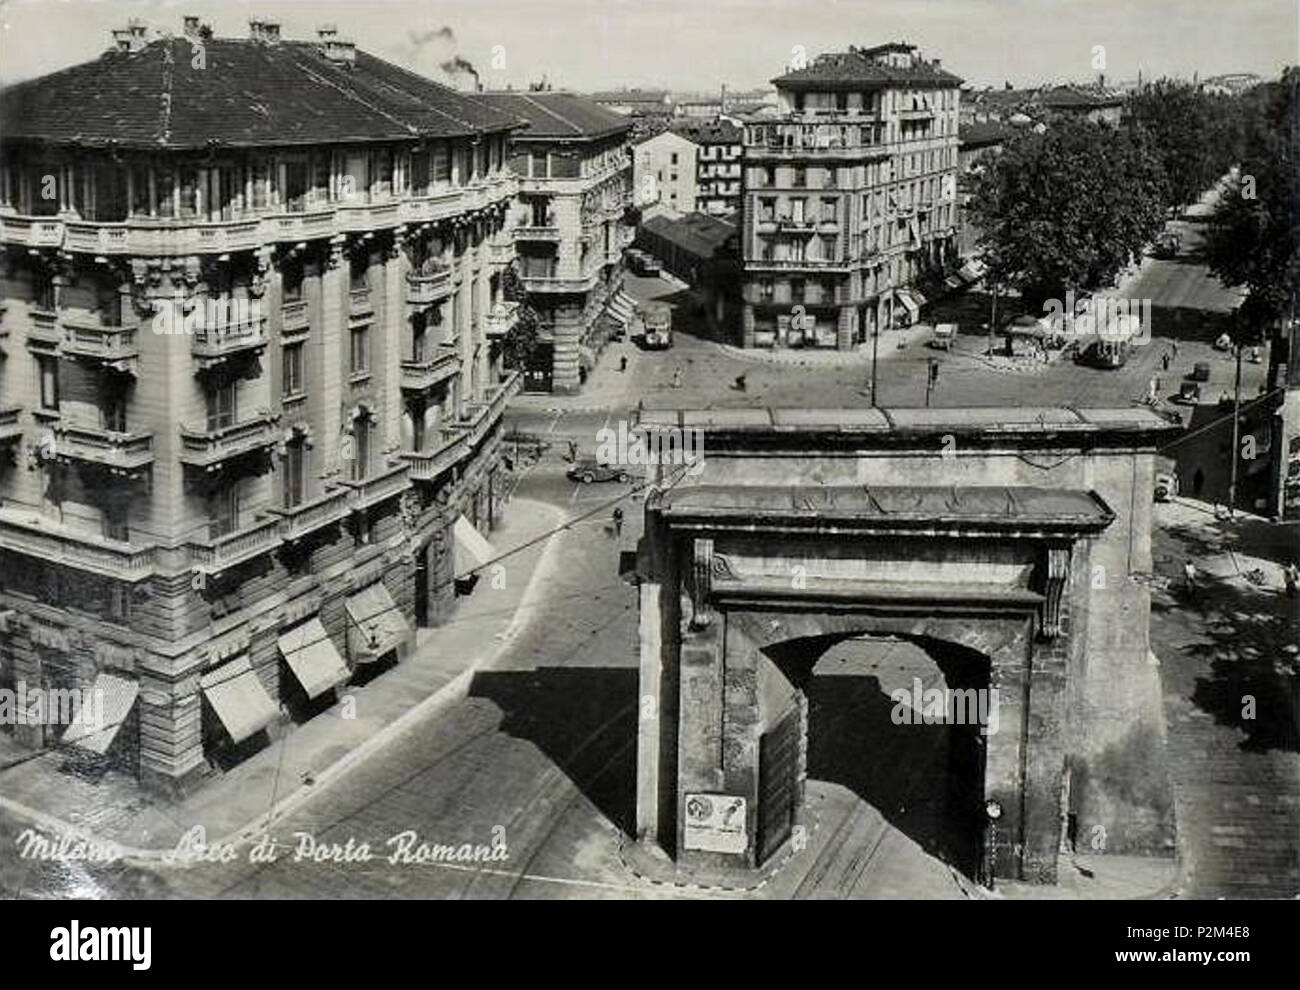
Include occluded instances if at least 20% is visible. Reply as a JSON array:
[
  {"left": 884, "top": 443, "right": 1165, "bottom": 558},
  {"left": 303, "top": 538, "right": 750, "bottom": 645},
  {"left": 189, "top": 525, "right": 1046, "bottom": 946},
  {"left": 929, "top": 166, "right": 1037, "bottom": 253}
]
[{"left": 683, "top": 793, "right": 748, "bottom": 854}]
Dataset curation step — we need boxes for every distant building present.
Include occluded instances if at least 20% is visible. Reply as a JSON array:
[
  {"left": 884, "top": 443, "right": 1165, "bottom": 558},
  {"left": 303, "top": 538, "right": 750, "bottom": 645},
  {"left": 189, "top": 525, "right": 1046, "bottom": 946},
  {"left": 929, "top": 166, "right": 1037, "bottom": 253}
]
[
  {"left": 1038, "top": 85, "right": 1125, "bottom": 125},
  {"left": 741, "top": 41, "right": 963, "bottom": 349},
  {"left": 671, "top": 118, "right": 744, "bottom": 216},
  {"left": 1201, "top": 73, "right": 1263, "bottom": 96},
  {"left": 636, "top": 211, "right": 741, "bottom": 334},
  {"left": 958, "top": 121, "right": 1017, "bottom": 174},
  {"left": 633, "top": 130, "right": 698, "bottom": 217},
  {"left": 480, "top": 92, "right": 636, "bottom": 393},
  {"left": 589, "top": 89, "right": 674, "bottom": 116}
]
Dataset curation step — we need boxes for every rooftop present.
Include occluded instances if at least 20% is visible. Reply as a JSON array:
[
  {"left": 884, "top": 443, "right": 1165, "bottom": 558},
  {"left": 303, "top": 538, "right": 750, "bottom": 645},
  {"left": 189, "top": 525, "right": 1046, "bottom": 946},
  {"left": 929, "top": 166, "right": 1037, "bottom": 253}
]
[
  {"left": 642, "top": 211, "right": 738, "bottom": 257},
  {"left": 773, "top": 43, "right": 963, "bottom": 90},
  {"left": 671, "top": 117, "right": 743, "bottom": 145},
  {"left": 0, "top": 33, "right": 522, "bottom": 150},
  {"left": 480, "top": 90, "right": 631, "bottom": 141}
]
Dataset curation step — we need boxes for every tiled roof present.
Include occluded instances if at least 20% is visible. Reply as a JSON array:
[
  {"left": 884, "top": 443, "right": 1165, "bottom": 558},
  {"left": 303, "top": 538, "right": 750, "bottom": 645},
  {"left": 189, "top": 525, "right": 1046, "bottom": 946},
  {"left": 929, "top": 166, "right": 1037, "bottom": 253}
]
[
  {"left": 0, "top": 37, "right": 522, "bottom": 149},
  {"left": 478, "top": 91, "right": 631, "bottom": 141},
  {"left": 671, "top": 118, "right": 743, "bottom": 145},
  {"left": 643, "top": 211, "right": 737, "bottom": 257},
  {"left": 959, "top": 122, "right": 1018, "bottom": 148},
  {"left": 773, "top": 48, "right": 963, "bottom": 88}
]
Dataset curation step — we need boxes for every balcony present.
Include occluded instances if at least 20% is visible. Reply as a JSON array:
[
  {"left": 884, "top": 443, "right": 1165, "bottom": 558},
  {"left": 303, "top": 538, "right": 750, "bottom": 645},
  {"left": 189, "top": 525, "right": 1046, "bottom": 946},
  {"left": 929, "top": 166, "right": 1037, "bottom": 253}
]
[
  {"left": 187, "top": 515, "right": 281, "bottom": 574},
  {"left": 61, "top": 314, "right": 139, "bottom": 372},
  {"left": 27, "top": 307, "right": 61, "bottom": 348},
  {"left": 191, "top": 316, "right": 268, "bottom": 369},
  {"left": 281, "top": 299, "right": 309, "bottom": 336},
  {"left": 513, "top": 225, "right": 563, "bottom": 242},
  {"left": 898, "top": 108, "right": 936, "bottom": 122},
  {"left": 777, "top": 217, "right": 816, "bottom": 234},
  {"left": 340, "top": 460, "right": 411, "bottom": 511},
  {"left": 266, "top": 208, "right": 337, "bottom": 243},
  {"left": 486, "top": 300, "right": 522, "bottom": 338},
  {"left": 179, "top": 411, "right": 281, "bottom": 470},
  {"left": 0, "top": 507, "right": 156, "bottom": 581},
  {"left": 349, "top": 288, "right": 374, "bottom": 320},
  {"left": 52, "top": 423, "right": 154, "bottom": 477},
  {"left": 268, "top": 486, "right": 352, "bottom": 543},
  {"left": 406, "top": 269, "right": 452, "bottom": 307},
  {"left": 401, "top": 429, "right": 469, "bottom": 482},
  {"left": 0, "top": 406, "right": 21, "bottom": 444},
  {"left": 488, "top": 239, "right": 515, "bottom": 267},
  {"left": 521, "top": 270, "right": 600, "bottom": 294},
  {"left": 400, "top": 344, "right": 459, "bottom": 393}
]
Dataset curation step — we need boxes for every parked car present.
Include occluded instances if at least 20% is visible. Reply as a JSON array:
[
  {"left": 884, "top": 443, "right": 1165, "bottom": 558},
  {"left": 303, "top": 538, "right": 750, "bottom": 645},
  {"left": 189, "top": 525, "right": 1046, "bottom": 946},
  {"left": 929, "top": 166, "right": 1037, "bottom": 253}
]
[
  {"left": 1176, "top": 381, "right": 1201, "bottom": 404},
  {"left": 930, "top": 323, "right": 957, "bottom": 351},
  {"left": 1154, "top": 466, "right": 1179, "bottom": 502},
  {"left": 1152, "top": 231, "right": 1180, "bottom": 258},
  {"left": 567, "top": 458, "right": 631, "bottom": 484}
]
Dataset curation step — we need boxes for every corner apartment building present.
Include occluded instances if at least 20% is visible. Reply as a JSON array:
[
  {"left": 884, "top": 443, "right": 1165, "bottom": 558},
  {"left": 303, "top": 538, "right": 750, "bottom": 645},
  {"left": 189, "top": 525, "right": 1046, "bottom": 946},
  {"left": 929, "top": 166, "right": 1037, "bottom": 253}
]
[
  {"left": 0, "top": 18, "right": 524, "bottom": 793},
  {"left": 480, "top": 92, "right": 636, "bottom": 393},
  {"left": 741, "top": 42, "right": 962, "bottom": 349}
]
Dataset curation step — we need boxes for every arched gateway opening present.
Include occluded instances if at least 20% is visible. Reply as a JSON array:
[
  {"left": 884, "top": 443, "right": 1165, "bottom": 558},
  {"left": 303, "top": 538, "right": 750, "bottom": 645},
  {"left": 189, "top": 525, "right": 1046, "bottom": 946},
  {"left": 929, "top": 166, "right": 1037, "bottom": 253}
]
[{"left": 633, "top": 407, "right": 1180, "bottom": 887}]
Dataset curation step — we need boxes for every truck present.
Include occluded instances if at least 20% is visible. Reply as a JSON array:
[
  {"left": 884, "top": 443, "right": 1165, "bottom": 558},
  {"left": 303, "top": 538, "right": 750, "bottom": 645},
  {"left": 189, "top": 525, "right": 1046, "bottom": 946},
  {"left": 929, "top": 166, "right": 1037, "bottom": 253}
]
[{"left": 642, "top": 301, "right": 672, "bottom": 349}]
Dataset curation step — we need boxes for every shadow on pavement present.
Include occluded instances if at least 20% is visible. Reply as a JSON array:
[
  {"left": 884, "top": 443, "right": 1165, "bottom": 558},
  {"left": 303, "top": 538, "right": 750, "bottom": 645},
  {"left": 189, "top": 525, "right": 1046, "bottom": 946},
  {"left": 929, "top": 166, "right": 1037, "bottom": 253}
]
[{"left": 469, "top": 667, "right": 638, "bottom": 836}]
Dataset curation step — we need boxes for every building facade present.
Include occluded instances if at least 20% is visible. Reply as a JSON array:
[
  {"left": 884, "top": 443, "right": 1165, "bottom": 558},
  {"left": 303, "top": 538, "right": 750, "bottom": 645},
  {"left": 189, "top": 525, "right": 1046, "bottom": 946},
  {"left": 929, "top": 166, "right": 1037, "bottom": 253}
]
[
  {"left": 0, "top": 19, "right": 524, "bottom": 793},
  {"left": 740, "top": 42, "right": 963, "bottom": 349},
  {"left": 633, "top": 130, "right": 699, "bottom": 217},
  {"left": 481, "top": 92, "right": 636, "bottom": 393},
  {"left": 672, "top": 119, "right": 744, "bottom": 216}
]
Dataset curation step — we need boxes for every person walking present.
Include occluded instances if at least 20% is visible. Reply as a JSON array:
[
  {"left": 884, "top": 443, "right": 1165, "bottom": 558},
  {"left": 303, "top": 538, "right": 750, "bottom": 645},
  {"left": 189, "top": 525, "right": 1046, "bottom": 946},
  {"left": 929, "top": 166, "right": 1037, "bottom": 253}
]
[
  {"left": 1286, "top": 561, "right": 1299, "bottom": 598},
  {"left": 567, "top": 438, "right": 578, "bottom": 463},
  {"left": 1162, "top": 351, "right": 1171, "bottom": 372},
  {"left": 1183, "top": 559, "right": 1198, "bottom": 595},
  {"left": 620, "top": 354, "right": 628, "bottom": 373},
  {"left": 612, "top": 506, "right": 624, "bottom": 538},
  {"left": 672, "top": 366, "right": 682, "bottom": 389}
]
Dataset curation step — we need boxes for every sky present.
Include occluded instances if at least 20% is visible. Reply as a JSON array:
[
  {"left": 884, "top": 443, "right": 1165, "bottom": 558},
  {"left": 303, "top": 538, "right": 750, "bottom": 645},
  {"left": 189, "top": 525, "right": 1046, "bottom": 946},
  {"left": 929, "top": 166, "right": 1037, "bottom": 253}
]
[{"left": 0, "top": 0, "right": 1294, "bottom": 92}]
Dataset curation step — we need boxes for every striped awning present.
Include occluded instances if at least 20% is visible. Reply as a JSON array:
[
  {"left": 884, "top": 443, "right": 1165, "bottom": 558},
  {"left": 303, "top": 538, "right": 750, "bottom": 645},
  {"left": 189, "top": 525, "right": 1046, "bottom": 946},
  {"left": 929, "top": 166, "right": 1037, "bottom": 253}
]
[{"left": 346, "top": 582, "right": 410, "bottom": 664}]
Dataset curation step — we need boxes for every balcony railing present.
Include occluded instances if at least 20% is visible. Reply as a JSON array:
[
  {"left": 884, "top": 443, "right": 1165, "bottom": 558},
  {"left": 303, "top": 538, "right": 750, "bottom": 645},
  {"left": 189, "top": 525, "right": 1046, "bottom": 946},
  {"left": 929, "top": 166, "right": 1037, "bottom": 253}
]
[
  {"left": 179, "top": 411, "right": 281, "bottom": 468},
  {"left": 268, "top": 486, "right": 352, "bottom": 542},
  {"left": 340, "top": 460, "right": 411, "bottom": 510},
  {"left": 401, "top": 429, "right": 469, "bottom": 482},
  {"left": 187, "top": 515, "right": 281, "bottom": 573},
  {"left": 52, "top": 423, "right": 154, "bottom": 475},
  {"left": 61, "top": 314, "right": 139, "bottom": 370},
  {"left": 28, "top": 307, "right": 60, "bottom": 346},
  {"left": 406, "top": 269, "right": 452, "bottom": 306},
  {"left": 0, "top": 406, "right": 22, "bottom": 444},
  {"left": 486, "top": 300, "right": 522, "bottom": 338},
  {"left": 0, "top": 507, "right": 156, "bottom": 580},
  {"left": 514, "top": 225, "right": 562, "bottom": 242},
  {"left": 488, "top": 239, "right": 515, "bottom": 267},
  {"left": 191, "top": 315, "right": 268, "bottom": 368},
  {"left": 400, "top": 344, "right": 459, "bottom": 392}
]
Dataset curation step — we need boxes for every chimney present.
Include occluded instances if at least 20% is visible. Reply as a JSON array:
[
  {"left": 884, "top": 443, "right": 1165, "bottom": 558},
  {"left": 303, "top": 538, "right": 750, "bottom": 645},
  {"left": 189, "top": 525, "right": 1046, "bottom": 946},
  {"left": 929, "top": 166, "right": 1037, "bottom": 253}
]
[
  {"left": 720, "top": 82, "right": 727, "bottom": 113},
  {"left": 318, "top": 24, "right": 356, "bottom": 64},
  {"left": 111, "top": 19, "right": 148, "bottom": 53},
  {"left": 183, "top": 15, "right": 200, "bottom": 39},
  {"left": 249, "top": 18, "right": 281, "bottom": 44}
]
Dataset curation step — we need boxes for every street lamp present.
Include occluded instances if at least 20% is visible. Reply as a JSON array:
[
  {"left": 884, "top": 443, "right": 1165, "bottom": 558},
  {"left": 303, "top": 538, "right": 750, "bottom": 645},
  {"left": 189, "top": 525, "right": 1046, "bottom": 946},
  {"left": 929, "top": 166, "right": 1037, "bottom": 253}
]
[{"left": 983, "top": 799, "right": 1002, "bottom": 889}]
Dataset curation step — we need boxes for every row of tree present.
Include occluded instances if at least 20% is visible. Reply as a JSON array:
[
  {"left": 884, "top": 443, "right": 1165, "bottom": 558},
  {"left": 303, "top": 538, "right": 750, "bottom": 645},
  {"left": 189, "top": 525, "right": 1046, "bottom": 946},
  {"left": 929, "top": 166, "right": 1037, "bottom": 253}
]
[{"left": 971, "top": 73, "right": 1297, "bottom": 339}]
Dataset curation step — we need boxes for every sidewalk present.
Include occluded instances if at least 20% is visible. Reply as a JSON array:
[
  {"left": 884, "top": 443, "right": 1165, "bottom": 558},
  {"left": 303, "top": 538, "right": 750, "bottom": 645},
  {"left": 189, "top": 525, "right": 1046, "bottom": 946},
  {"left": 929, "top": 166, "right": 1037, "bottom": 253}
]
[{"left": 0, "top": 497, "right": 568, "bottom": 857}]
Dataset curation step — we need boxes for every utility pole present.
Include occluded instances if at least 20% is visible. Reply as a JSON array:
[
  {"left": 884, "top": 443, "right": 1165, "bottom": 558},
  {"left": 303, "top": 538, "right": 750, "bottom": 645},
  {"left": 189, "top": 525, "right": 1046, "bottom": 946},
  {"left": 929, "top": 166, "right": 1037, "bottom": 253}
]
[
  {"left": 988, "top": 280, "right": 999, "bottom": 357},
  {"left": 1228, "top": 337, "right": 1243, "bottom": 517},
  {"left": 870, "top": 318, "right": 880, "bottom": 407}
]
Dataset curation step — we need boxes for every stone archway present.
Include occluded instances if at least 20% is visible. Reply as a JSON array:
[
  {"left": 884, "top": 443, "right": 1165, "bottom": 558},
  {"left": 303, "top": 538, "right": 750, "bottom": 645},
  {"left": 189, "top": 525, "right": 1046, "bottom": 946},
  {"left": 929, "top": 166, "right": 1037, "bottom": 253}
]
[{"left": 632, "top": 406, "right": 1180, "bottom": 888}]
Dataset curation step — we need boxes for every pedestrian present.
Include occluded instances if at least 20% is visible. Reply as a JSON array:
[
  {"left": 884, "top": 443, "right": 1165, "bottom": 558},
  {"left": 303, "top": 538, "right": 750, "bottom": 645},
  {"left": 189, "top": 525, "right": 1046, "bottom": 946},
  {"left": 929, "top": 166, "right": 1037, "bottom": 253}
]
[
  {"left": 1183, "top": 559, "right": 1197, "bottom": 594},
  {"left": 567, "top": 438, "right": 578, "bottom": 463},
  {"left": 612, "top": 506, "right": 624, "bottom": 538},
  {"left": 1148, "top": 376, "right": 1159, "bottom": 402},
  {"left": 1285, "top": 562, "right": 1298, "bottom": 598},
  {"left": 1172, "top": 340, "right": 1179, "bottom": 361},
  {"left": 620, "top": 354, "right": 628, "bottom": 373},
  {"left": 733, "top": 373, "right": 747, "bottom": 392},
  {"left": 672, "top": 366, "right": 682, "bottom": 389},
  {"left": 1161, "top": 351, "right": 1170, "bottom": 372}
]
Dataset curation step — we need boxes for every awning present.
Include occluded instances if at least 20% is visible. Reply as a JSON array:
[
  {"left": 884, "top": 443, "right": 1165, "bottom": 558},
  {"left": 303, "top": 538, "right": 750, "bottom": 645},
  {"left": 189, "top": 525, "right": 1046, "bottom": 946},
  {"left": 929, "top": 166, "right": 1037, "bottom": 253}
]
[
  {"left": 453, "top": 514, "right": 497, "bottom": 575},
  {"left": 278, "top": 618, "right": 350, "bottom": 699},
  {"left": 895, "top": 289, "right": 922, "bottom": 320},
  {"left": 61, "top": 672, "right": 138, "bottom": 755},
  {"left": 200, "top": 656, "right": 278, "bottom": 744},
  {"left": 346, "top": 582, "right": 410, "bottom": 664}
]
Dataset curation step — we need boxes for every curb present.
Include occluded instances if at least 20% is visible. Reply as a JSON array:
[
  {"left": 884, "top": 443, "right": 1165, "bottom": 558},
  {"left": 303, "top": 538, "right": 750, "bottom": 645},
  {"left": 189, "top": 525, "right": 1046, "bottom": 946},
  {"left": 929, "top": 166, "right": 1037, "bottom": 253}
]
[{"left": 0, "top": 500, "right": 572, "bottom": 865}]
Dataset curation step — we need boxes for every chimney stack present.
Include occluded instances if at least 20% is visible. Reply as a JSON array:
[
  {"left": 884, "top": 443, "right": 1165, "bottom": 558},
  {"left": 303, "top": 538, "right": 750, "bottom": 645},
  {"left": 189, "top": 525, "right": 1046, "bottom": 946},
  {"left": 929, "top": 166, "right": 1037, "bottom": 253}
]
[
  {"left": 318, "top": 24, "right": 356, "bottom": 64},
  {"left": 111, "top": 19, "right": 148, "bottom": 53},
  {"left": 183, "top": 15, "right": 200, "bottom": 38},
  {"left": 249, "top": 18, "right": 281, "bottom": 44}
]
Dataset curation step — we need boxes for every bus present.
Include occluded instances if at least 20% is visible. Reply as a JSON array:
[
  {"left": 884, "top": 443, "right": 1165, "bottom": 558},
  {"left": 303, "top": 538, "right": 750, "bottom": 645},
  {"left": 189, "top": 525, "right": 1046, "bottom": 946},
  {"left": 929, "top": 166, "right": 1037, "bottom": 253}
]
[{"left": 643, "top": 301, "right": 672, "bottom": 349}]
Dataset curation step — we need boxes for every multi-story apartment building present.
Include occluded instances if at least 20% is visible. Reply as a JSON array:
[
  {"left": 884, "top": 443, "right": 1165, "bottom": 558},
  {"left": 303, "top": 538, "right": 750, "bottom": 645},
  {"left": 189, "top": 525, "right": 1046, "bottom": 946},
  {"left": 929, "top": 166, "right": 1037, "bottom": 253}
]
[
  {"left": 0, "top": 18, "right": 525, "bottom": 793},
  {"left": 480, "top": 92, "right": 636, "bottom": 393},
  {"left": 741, "top": 42, "right": 962, "bottom": 349},
  {"left": 673, "top": 119, "right": 744, "bottom": 216},
  {"left": 633, "top": 130, "right": 699, "bottom": 216}
]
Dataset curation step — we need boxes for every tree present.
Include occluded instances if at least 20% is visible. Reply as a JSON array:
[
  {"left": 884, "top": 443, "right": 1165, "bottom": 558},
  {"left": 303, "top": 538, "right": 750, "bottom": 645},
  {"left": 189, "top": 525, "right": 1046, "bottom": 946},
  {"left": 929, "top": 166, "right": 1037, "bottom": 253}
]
[
  {"left": 499, "top": 263, "right": 544, "bottom": 369},
  {"left": 1126, "top": 79, "right": 1220, "bottom": 212},
  {"left": 970, "top": 118, "right": 1167, "bottom": 314},
  {"left": 1203, "top": 68, "right": 1300, "bottom": 343}
]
